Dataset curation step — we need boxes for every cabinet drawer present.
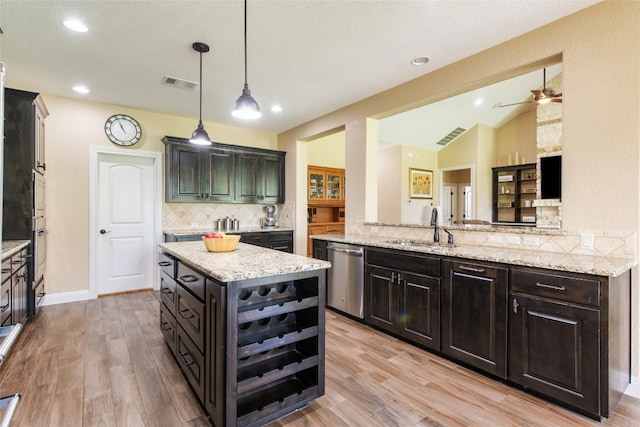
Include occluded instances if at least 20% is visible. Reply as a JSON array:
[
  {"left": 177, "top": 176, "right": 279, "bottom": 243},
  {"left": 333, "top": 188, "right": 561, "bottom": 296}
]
[
  {"left": 177, "top": 262, "right": 206, "bottom": 301},
  {"left": 511, "top": 269, "right": 600, "bottom": 307},
  {"left": 176, "top": 325, "right": 205, "bottom": 403},
  {"left": 160, "top": 304, "right": 177, "bottom": 356},
  {"left": 1, "top": 257, "right": 13, "bottom": 281},
  {"left": 0, "top": 281, "right": 10, "bottom": 326},
  {"left": 160, "top": 271, "right": 178, "bottom": 315},
  {"left": 367, "top": 248, "right": 440, "bottom": 277},
  {"left": 326, "top": 224, "right": 344, "bottom": 233},
  {"left": 158, "top": 252, "right": 176, "bottom": 279},
  {"left": 239, "top": 232, "right": 269, "bottom": 246},
  {"left": 269, "top": 231, "right": 293, "bottom": 243},
  {"left": 177, "top": 286, "right": 206, "bottom": 353}
]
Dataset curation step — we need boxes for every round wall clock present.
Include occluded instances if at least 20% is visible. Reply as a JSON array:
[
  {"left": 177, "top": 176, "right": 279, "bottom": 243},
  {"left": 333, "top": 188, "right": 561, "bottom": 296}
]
[{"left": 105, "top": 114, "right": 142, "bottom": 146}]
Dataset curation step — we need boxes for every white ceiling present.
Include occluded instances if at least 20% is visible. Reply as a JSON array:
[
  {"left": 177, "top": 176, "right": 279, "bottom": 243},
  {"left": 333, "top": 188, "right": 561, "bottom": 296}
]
[{"left": 0, "top": 1, "right": 596, "bottom": 141}]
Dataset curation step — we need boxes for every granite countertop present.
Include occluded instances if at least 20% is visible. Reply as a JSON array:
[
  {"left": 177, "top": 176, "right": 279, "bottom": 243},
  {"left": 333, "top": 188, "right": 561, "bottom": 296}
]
[
  {"left": 312, "top": 233, "right": 636, "bottom": 277},
  {"left": 159, "top": 241, "right": 330, "bottom": 283},
  {"left": 164, "top": 227, "right": 294, "bottom": 236},
  {"left": 2, "top": 240, "right": 30, "bottom": 260}
]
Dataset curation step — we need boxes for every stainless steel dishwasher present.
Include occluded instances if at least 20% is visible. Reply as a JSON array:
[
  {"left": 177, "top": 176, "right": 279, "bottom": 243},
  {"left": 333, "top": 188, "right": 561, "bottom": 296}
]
[{"left": 327, "top": 242, "right": 364, "bottom": 319}]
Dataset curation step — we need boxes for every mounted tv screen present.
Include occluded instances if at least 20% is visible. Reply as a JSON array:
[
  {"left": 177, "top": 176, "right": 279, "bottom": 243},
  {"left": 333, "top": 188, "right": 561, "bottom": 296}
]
[{"left": 541, "top": 155, "right": 561, "bottom": 199}]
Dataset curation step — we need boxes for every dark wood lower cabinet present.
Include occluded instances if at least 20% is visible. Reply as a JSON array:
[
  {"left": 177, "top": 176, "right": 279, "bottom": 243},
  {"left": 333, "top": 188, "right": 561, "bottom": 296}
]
[
  {"left": 442, "top": 259, "right": 508, "bottom": 378},
  {"left": 365, "top": 249, "right": 441, "bottom": 351},
  {"left": 508, "top": 293, "right": 600, "bottom": 414}
]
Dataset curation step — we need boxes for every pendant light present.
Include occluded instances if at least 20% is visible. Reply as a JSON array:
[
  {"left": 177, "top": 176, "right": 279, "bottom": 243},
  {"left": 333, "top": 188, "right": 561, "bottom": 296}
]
[
  {"left": 189, "top": 42, "right": 212, "bottom": 145},
  {"left": 232, "top": 0, "right": 261, "bottom": 119}
]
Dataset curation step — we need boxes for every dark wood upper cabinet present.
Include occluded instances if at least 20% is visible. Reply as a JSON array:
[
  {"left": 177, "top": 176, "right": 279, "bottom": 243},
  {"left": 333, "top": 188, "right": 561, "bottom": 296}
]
[{"left": 163, "top": 136, "right": 285, "bottom": 204}]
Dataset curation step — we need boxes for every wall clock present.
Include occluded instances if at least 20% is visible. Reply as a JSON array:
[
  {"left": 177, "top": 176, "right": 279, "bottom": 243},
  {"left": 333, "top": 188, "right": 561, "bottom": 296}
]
[{"left": 104, "top": 114, "right": 142, "bottom": 146}]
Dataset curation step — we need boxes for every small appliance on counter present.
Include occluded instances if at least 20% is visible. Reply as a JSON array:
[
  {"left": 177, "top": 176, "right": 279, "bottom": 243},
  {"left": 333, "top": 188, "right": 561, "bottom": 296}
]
[{"left": 260, "top": 205, "right": 278, "bottom": 229}]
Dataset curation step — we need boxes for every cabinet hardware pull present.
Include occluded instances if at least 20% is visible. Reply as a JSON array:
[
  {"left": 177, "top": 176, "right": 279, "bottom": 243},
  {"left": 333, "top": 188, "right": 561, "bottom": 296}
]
[
  {"left": 0, "top": 304, "right": 8, "bottom": 313},
  {"left": 158, "top": 261, "right": 172, "bottom": 267},
  {"left": 512, "top": 298, "right": 519, "bottom": 314},
  {"left": 391, "top": 272, "right": 396, "bottom": 283},
  {"left": 178, "top": 351, "right": 194, "bottom": 366},
  {"left": 397, "top": 273, "right": 403, "bottom": 284},
  {"left": 459, "top": 265, "right": 485, "bottom": 273},
  {"left": 180, "top": 275, "right": 198, "bottom": 283},
  {"left": 535, "top": 282, "right": 566, "bottom": 291},
  {"left": 160, "top": 287, "right": 173, "bottom": 295},
  {"left": 160, "top": 322, "right": 172, "bottom": 331},
  {"left": 1, "top": 269, "right": 12, "bottom": 274},
  {"left": 179, "top": 309, "right": 196, "bottom": 319}
]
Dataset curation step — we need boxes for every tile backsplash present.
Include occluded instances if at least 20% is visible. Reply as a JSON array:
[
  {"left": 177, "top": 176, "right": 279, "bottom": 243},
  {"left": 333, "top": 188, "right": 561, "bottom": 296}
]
[{"left": 163, "top": 202, "right": 294, "bottom": 230}]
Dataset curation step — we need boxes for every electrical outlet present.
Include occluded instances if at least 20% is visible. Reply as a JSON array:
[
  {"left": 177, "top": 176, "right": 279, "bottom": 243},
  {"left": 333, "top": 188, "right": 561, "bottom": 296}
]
[
  {"left": 523, "top": 236, "right": 540, "bottom": 246},
  {"left": 488, "top": 234, "right": 502, "bottom": 244},
  {"left": 191, "top": 222, "right": 199, "bottom": 228},
  {"left": 581, "top": 233, "right": 594, "bottom": 250},
  {"left": 370, "top": 226, "right": 379, "bottom": 234},
  {"left": 505, "top": 235, "right": 521, "bottom": 245}
]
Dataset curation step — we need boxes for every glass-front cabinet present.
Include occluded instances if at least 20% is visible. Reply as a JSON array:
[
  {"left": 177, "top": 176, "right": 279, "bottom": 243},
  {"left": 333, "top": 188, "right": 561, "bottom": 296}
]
[{"left": 307, "top": 166, "right": 344, "bottom": 205}]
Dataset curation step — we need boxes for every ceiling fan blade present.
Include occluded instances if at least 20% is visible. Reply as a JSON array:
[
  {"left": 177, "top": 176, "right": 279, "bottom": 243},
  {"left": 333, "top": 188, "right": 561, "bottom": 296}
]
[
  {"left": 499, "top": 100, "right": 534, "bottom": 108},
  {"left": 550, "top": 98, "right": 562, "bottom": 103}
]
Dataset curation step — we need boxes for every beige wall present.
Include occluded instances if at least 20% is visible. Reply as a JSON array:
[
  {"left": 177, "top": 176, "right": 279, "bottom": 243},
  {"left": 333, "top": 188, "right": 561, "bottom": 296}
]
[
  {"left": 495, "top": 108, "right": 537, "bottom": 167},
  {"left": 278, "top": 2, "right": 640, "bottom": 377},
  {"left": 401, "top": 146, "right": 439, "bottom": 223},
  {"left": 43, "top": 94, "right": 277, "bottom": 296},
  {"left": 307, "top": 131, "right": 345, "bottom": 168},
  {"left": 377, "top": 145, "right": 401, "bottom": 222}
]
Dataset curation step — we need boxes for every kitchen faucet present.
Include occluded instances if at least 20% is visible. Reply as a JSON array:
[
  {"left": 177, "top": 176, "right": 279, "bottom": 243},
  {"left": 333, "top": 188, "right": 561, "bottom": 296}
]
[{"left": 430, "top": 207, "right": 439, "bottom": 243}]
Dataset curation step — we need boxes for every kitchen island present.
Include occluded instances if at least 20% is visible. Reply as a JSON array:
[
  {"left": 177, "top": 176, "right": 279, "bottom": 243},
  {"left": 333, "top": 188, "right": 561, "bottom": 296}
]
[{"left": 157, "top": 241, "right": 330, "bottom": 427}]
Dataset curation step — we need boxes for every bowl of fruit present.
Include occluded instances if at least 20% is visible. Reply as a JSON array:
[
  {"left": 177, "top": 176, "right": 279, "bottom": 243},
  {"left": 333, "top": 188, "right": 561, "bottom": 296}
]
[{"left": 202, "top": 232, "right": 240, "bottom": 252}]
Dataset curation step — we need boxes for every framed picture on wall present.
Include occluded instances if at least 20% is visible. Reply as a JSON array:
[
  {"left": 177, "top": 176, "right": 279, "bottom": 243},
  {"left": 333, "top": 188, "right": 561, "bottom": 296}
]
[{"left": 409, "top": 168, "right": 433, "bottom": 199}]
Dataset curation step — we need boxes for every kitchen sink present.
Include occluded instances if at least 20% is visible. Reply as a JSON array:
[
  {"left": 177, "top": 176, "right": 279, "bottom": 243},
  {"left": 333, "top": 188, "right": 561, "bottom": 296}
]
[{"left": 385, "top": 239, "right": 454, "bottom": 248}]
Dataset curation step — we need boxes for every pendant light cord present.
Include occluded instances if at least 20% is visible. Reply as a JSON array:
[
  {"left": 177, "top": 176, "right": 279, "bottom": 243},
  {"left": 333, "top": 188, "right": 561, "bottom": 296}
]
[
  {"left": 199, "top": 49, "right": 204, "bottom": 122},
  {"left": 243, "top": 0, "right": 248, "bottom": 86}
]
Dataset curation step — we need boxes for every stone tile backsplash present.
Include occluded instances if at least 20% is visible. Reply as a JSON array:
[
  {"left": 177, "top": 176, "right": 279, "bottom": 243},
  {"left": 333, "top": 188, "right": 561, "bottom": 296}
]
[{"left": 163, "top": 202, "right": 294, "bottom": 230}]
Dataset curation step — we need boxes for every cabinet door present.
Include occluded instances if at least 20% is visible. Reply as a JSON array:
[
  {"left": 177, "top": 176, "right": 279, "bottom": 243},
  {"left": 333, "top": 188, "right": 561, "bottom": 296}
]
[
  {"left": 12, "top": 264, "right": 27, "bottom": 324},
  {"left": 35, "top": 105, "right": 46, "bottom": 173},
  {"left": 235, "top": 152, "right": 260, "bottom": 203},
  {"left": 308, "top": 170, "right": 325, "bottom": 201},
  {"left": 205, "top": 148, "right": 235, "bottom": 202},
  {"left": 205, "top": 279, "right": 226, "bottom": 427},
  {"left": 261, "top": 154, "right": 285, "bottom": 203},
  {"left": 326, "top": 171, "right": 343, "bottom": 201},
  {"left": 442, "top": 261, "right": 507, "bottom": 378},
  {"left": 166, "top": 144, "right": 206, "bottom": 202},
  {"left": 400, "top": 272, "right": 440, "bottom": 350},
  {"left": 509, "top": 293, "right": 600, "bottom": 416},
  {"left": 365, "top": 265, "right": 396, "bottom": 331}
]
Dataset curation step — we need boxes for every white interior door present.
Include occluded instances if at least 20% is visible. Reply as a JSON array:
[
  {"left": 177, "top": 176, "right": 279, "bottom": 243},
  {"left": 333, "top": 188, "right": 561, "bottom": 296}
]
[
  {"left": 96, "top": 153, "right": 155, "bottom": 295},
  {"left": 442, "top": 185, "right": 455, "bottom": 226}
]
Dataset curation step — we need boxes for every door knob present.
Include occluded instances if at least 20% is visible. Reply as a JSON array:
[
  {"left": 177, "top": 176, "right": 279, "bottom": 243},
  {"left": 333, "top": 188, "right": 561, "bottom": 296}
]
[{"left": 100, "top": 229, "right": 112, "bottom": 234}]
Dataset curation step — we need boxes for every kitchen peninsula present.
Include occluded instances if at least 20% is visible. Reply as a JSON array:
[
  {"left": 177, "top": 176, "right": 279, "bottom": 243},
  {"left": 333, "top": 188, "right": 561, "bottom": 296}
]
[
  {"left": 312, "top": 231, "right": 635, "bottom": 420},
  {"left": 157, "top": 241, "right": 330, "bottom": 427}
]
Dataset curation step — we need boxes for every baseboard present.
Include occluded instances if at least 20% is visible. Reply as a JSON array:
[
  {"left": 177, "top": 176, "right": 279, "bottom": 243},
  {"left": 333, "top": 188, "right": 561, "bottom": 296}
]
[
  {"left": 41, "top": 290, "right": 91, "bottom": 306},
  {"left": 625, "top": 377, "right": 640, "bottom": 398}
]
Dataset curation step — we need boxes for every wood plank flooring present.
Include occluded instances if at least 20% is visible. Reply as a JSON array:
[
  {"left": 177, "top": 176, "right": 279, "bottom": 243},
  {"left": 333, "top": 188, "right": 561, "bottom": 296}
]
[{"left": 0, "top": 290, "right": 638, "bottom": 426}]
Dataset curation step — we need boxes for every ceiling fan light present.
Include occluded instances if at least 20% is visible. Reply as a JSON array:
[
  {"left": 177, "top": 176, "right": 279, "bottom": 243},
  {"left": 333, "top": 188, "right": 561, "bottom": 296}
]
[
  {"left": 537, "top": 98, "right": 552, "bottom": 105},
  {"left": 189, "top": 121, "right": 212, "bottom": 145},
  {"left": 232, "top": 84, "right": 262, "bottom": 119}
]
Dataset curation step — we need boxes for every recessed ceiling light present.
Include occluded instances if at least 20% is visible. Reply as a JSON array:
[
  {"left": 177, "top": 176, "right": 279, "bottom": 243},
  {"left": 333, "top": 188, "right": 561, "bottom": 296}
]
[
  {"left": 410, "top": 56, "right": 429, "bottom": 66},
  {"left": 72, "top": 85, "right": 90, "bottom": 94},
  {"left": 474, "top": 98, "right": 483, "bottom": 106},
  {"left": 64, "top": 19, "right": 88, "bottom": 32},
  {"left": 271, "top": 105, "right": 282, "bottom": 113}
]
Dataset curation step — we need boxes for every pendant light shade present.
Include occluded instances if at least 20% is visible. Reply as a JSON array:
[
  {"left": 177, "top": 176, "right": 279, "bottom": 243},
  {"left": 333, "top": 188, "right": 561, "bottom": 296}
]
[
  {"left": 190, "top": 42, "right": 212, "bottom": 145},
  {"left": 232, "top": 0, "right": 261, "bottom": 119}
]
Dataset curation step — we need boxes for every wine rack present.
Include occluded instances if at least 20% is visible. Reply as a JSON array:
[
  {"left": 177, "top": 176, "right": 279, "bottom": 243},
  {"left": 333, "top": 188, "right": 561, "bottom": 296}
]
[{"left": 231, "top": 275, "right": 324, "bottom": 426}]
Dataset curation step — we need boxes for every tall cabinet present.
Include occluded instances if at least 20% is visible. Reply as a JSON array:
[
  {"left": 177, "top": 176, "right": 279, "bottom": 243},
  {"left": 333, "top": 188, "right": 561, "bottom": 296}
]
[
  {"left": 2, "top": 88, "right": 48, "bottom": 319},
  {"left": 307, "top": 165, "right": 345, "bottom": 257}
]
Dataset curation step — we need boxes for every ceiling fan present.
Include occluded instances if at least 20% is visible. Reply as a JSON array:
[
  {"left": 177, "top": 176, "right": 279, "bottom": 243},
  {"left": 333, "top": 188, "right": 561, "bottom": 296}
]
[{"left": 500, "top": 68, "right": 562, "bottom": 108}]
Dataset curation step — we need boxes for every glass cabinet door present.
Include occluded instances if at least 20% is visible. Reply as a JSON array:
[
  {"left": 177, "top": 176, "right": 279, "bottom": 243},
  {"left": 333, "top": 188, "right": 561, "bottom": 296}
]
[
  {"left": 309, "top": 172, "right": 325, "bottom": 199},
  {"left": 326, "top": 173, "right": 342, "bottom": 200}
]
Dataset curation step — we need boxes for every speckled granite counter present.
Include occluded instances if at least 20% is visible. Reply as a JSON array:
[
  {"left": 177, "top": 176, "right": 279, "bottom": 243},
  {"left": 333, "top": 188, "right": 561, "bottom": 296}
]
[
  {"left": 312, "top": 233, "right": 636, "bottom": 277},
  {"left": 2, "top": 240, "right": 30, "bottom": 260},
  {"left": 158, "top": 240, "right": 329, "bottom": 283}
]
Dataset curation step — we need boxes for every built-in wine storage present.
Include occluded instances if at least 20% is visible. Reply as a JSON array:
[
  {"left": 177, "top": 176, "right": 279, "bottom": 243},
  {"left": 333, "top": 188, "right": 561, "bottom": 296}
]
[{"left": 231, "top": 275, "right": 324, "bottom": 426}]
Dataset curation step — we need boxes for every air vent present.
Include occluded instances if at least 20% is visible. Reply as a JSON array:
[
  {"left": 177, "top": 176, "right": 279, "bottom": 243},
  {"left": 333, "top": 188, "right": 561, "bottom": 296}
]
[
  {"left": 436, "top": 127, "right": 466, "bottom": 146},
  {"left": 161, "top": 75, "right": 198, "bottom": 91}
]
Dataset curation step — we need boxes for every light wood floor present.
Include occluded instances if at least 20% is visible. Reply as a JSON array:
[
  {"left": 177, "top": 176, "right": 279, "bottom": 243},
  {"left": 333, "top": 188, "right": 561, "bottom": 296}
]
[{"left": 0, "top": 290, "right": 638, "bottom": 426}]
